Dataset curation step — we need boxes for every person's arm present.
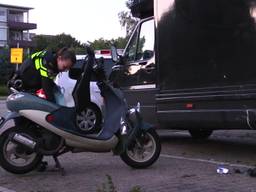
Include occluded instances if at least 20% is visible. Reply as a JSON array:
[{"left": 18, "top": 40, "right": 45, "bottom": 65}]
[{"left": 41, "top": 76, "right": 56, "bottom": 102}]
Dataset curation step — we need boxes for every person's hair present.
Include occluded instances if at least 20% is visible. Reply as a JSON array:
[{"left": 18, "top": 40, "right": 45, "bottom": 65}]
[{"left": 57, "top": 47, "right": 76, "bottom": 65}]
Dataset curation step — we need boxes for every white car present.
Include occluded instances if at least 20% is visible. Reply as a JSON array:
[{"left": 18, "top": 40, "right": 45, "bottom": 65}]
[{"left": 55, "top": 51, "right": 115, "bottom": 133}]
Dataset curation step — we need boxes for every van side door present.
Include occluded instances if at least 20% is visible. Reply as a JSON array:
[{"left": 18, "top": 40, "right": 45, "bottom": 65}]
[{"left": 116, "top": 18, "right": 158, "bottom": 124}]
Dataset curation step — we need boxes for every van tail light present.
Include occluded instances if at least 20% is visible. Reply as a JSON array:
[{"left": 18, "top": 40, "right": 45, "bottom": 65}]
[
  {"left": 100, "top": 50, "right": 111, "bottom": 55},
  {"left": 186, "top": 103, "right": 194, "bottom": 109},
  {"left": 95, "top": 50, "right": 111, "bottom": 55},
  {"left": 36, "top": 89, "right": 47, "bottom": 99}
]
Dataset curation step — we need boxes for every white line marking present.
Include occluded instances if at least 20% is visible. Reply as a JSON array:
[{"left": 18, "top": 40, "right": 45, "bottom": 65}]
[
  {"left": 160, "top": 154, "right": 254, "bottom": 169},
  {"left": 0, "top": 186, "right": 16, "bottom": 192}
]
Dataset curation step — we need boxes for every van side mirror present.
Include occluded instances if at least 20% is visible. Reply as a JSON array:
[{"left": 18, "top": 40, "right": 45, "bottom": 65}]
[{"left": 111, "top": 46, "right": 119, "bottom": 63}]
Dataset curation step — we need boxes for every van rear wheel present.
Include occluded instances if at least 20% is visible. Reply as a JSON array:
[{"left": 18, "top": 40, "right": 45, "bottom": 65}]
[{"left": 189, "top": 130, "right": 213, "bottom": 140}]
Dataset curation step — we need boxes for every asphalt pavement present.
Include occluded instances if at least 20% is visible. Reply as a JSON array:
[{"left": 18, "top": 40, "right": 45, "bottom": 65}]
[{"left": 1, "top": 100, "right": 256, "bottom": 191}]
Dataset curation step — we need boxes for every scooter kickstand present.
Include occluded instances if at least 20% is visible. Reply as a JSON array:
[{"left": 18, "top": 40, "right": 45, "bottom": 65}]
[{"left": 53, "top": 155, "right": 66, "bottom": 176}]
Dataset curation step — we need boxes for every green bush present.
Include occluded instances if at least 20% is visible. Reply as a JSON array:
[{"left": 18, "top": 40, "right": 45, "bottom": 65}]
[
  {"left": 0, "top": 84, "right": 8, "bottom": 96},
  {"left": 0, "top": 48, "right": 15, "bottom": 85}
]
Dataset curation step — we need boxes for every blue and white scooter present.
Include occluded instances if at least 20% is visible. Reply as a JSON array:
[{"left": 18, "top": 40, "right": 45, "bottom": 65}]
[{"left": 0, "top": 46, "right": 161, "bottom": 174}]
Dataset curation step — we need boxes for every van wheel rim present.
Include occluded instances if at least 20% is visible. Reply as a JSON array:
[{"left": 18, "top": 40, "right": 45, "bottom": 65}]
[
  {"left": 126, "top": 132, "right": 156, "bottom": 163},
  {"left": 76, "top": 109, "right": 96, "bottom": 131}
]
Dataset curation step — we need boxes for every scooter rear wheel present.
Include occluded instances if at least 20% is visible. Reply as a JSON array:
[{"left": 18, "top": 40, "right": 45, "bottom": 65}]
[
  {"left": 0, "top": 127, "right": 43, "bottom": 174},
  {"left": 120, "top": 128, "right": 161, "bottom": 169}
]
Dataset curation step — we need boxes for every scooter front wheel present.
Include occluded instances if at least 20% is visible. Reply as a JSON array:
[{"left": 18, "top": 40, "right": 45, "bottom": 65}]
[
  {"left": 120, "top": 128, "right": 161, "bottom": 169},
  {"left": 0, "top": 127, "right": 43, "bottom": 174}
]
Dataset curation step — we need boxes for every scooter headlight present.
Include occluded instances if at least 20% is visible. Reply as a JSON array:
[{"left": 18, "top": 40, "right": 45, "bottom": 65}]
[
  {"left": 128, "top": 108, "right": 137, "bottom": 123},
  {"left": 120, "top": 117, "right": 128, "bottom": 135},
  {"left": 128, "top": 102, "right": 140, "bottom": 115}
]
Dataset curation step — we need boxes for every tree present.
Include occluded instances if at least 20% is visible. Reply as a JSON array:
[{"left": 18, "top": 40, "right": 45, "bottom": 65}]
[
  {"left": 88, "top": 37, "right": 128, "bottom": 50},
  {"left": 32, "top": 35, "right": 50, "bottom": 51},
  {"left": 118, "top": 0, "right": 139, "bottom": 37},
  {"left": 87, "top": 38, "right": 110, "bottom": 50},
  {"left": 0, "top": 48, "right": 14, "bottom": 84},
  {"left": 111, "top": 37, "right": 129, "bottom": 49},
  {"left": 32, "top": 33, "right": 85, "bottom": 54}
]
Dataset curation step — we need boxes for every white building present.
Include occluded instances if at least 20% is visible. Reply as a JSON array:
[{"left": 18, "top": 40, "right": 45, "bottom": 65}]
[{"left": 0, "top": 3, "right": 36, "bottom": 49}]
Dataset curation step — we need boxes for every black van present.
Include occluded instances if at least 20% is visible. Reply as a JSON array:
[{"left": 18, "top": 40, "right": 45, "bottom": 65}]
[{"left": 111, "top": 0, "right": 256, "bottom": 139}]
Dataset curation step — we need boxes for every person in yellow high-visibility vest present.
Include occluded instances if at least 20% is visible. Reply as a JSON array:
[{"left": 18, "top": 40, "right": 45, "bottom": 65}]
[{"left": 8, "top": 47, "right": 76, "bottom": 102}]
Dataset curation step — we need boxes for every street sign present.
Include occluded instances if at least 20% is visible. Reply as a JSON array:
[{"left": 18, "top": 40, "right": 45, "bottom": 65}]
[{"left": 10, "top": 48, "right": 23, "bottom": 64}]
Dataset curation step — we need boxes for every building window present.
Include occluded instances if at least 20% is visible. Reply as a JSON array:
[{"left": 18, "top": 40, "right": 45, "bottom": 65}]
[
  {"left": 0, "top": 28, "right": 7, "bottom": 41},
  {"left": 0, "top": 9, "right": 7, "bottom": 22},
  {"left": 9, "top": 14, "right": 23, "bottom": 22},
  {"left": 0, "top": 11, "right": 5, "bottom": 16},
  {"left": 10, "top": 31, "right": 22, "bottom": 40}
]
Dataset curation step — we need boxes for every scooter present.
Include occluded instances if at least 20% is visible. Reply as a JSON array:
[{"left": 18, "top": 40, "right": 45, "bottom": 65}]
[{"left": 0, "top": 46, "right": 161, "bottom": 175}]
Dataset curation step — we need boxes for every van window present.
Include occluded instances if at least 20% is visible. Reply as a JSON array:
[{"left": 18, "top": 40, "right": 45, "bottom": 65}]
[
  {"left": 119, "top": 18, "right": 156, "bottom": 88},
  {"left": 136, "top": 19, "right": 154, "bottom": 61},
  {"left": 125, "top": 19, "right": 154, "bottom": 62},
  {"left": 125, "top": 29, "right": 139, "bottom": 62}
]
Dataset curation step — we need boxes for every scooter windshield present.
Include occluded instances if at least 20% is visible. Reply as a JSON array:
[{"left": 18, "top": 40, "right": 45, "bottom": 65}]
[{"left": 72, "top": 56, "right": 93, "bottom": 113}]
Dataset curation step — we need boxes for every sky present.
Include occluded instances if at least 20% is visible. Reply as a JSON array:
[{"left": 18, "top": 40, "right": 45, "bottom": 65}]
[{"left": 1, "top": 0, "right": 128, "bottom": 43}]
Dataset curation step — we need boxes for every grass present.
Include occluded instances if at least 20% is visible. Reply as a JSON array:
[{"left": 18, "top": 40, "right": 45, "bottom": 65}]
[
  {"left": 97, "top": 175, "right": 144, "bottom": 192},
  {"left": 0, "top": 84, "right": 8, "bottom": 96}
]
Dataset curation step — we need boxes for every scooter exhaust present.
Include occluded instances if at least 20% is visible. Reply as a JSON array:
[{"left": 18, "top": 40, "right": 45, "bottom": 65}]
[{"left": 12, "top": 133, "right": 37, "bottom": 149}]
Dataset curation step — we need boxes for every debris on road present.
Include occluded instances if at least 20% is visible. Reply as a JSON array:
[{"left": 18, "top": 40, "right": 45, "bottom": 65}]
[
  {"left": 217, "top": 166, "right": 229, "bottom": 174},
  {"left": 181, "top": 174, "right": 196, "bottom": 178},
  {"left": 247, "top": 168, "right": 256, "bottom": 177}
]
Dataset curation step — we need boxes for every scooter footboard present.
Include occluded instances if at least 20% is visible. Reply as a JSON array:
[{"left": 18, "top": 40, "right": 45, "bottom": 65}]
[{"left": 0, "top": 111, "right": 20, "bottom": 135}]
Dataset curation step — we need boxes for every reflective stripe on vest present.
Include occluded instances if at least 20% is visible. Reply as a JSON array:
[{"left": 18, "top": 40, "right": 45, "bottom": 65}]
[
  {"left": 35, "top": 58, "right": 40, "bottom": 70},
  {"left": 31, "top": 51, "right": 43, "bottom": 59},
  {"left": 40, "top": 69, "right": 48, "bottom": 78},
  {"left": 32, "top": 51, "right": 50, "bottom": 78}
]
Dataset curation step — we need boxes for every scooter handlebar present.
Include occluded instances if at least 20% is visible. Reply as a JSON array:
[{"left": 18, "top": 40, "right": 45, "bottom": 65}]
[
  {"left": 85, "top": 46, "right": 95, "bottom": 59},
  {"left": 10, "top": 87, "right": 19, "bottom": 93}
]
